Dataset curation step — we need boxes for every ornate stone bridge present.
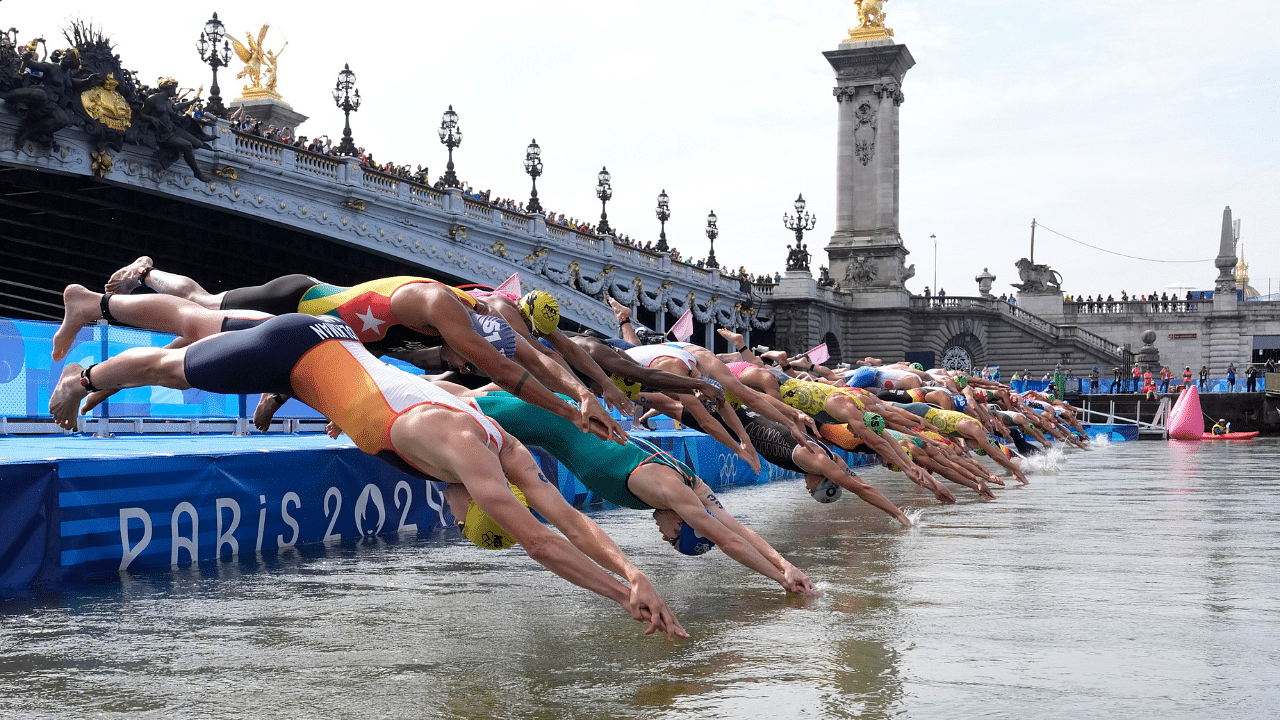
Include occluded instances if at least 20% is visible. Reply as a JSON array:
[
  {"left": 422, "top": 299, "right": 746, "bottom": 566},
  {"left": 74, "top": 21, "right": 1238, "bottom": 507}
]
[{"left": 0, "top": 108, "right": 769, "bottom": 347}]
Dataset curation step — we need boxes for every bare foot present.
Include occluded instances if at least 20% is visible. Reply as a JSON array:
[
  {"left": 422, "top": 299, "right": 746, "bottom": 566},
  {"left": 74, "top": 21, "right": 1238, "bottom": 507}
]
[
  {"left": 50, "top": 362, "right": 89, "bottom": 430},
  {"left": 253, "top": 392, "right": 284, "bottom": 432},
  {"left": 52, "top": 284, "right": 104, "bottom": 362},
  {"left": 104, "top": 256, "right": 152, "bottom": 294},
  {"left": 607, "top": 297, "right": 630, "bottom": 320},
  {"left": 716, "top": 328, "right": 745, "bottom": 348}
]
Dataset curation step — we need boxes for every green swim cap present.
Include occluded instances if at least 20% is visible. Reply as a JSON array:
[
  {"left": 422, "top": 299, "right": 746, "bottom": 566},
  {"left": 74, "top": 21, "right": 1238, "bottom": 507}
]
[
  {"left": 863, "top": 411, "right": 886, "bottom": 435},
  {"left": 955, "top": 373, "right": 969, "bottom": 389},
  {"left": 910, "top": 362, "right": 925, "bottom": 371}
]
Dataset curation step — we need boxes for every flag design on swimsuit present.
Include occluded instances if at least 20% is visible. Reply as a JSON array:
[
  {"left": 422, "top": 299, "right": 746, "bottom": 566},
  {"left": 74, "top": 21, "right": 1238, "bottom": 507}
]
[{"left": 296, "top": 277, "right": 477, "bottom": 342}]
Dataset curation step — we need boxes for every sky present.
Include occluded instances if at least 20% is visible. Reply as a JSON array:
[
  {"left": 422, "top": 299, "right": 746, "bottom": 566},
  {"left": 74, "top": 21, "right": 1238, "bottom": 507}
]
[{"left": 6, "top": 1, "right": 1277, "bottom": 298}]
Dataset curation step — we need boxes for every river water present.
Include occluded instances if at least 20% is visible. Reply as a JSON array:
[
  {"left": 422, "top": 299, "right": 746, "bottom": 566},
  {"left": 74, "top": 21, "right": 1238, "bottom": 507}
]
[{"left": 2, "top": 438, "right": 1278, "bottom": 719}]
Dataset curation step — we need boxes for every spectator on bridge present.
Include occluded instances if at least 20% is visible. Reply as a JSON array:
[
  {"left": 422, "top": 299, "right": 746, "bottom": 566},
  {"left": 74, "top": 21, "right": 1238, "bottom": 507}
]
[
  {"left": 1183, "top": 366, "right": 1193, "bottom": 390},
  {"left": 1226, "top": 362, "right": 1236, "bottom": 392},
  {"left": 1199, "top": 365, "right": 1209, "bottom": 391},
  {"left": 938, "top": 288, "right": 946, "bottom": 298},
  {"left": 1089, "top": 366, "right": 1100, "bottom": 393},
  {"left": 1131, "top": 365, "right": 1141, "bottom": 393},
  {"left": 1159, "top": 365, "right": 1172, "bottom": 393},
  {"left": 1121, "top": 290, "right": 1129, "bottom": 301},
  {"left": 1245, "top": 364, "right": 1258, "bottom": 392},
  {"left": 1110, "top": 367, "right": 1123, "bottom": 393},
  {"left": 1267, "top": 358, "right": 1277, "bottom": 374}
]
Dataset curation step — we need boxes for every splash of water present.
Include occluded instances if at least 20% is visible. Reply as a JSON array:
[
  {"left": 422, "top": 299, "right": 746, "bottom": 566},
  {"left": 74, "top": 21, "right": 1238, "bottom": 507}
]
[{"left": 1022, "top": 445, "right": 1066, "bottom": 474}]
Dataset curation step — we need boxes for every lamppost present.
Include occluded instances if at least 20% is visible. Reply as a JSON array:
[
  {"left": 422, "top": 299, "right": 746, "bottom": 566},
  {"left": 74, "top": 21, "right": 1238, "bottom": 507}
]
[
  {"left": 438, "top": 105, "right": 462, "bottom": 188},
  {"left": 523, "top": 139, "right": 542, "bottom": 214},
  {"left": 331, "top": 64, "right": 360, "bottom": 156},
  {"left": 655, "top": 189, "right": 671, "bottom": 252},
  {"left": 931, "top": 233, "right": 937, "bottom": 293},
  {"left": 705, "top": 210, "right": 720, "bottom": 269},
  {"left": 195, "top": 13, "right": 232, "bottom": 119},
  {"left": 595, "top": 167, "right": 613, "bottom": 235},
  {"left": 783, "top": 193, "right": 816, "bottom": 271}
]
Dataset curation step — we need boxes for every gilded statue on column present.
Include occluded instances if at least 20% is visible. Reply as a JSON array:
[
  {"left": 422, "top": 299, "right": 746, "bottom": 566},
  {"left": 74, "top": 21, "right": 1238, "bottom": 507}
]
[
  {"left": 846, "top": 0, "right": 894, "bottom": 42},
  {"left": 230, "top": 24, "right": 288, "bottom": 100}
]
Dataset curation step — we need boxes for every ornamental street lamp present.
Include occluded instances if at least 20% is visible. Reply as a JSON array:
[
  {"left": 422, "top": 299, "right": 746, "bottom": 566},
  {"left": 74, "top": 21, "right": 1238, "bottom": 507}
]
[
  {"left": 438, "top": 105, "right": 463, "bottom": 188},
  {"left": 195, "top": 12, "right": 232, "bottom": 119},
  {"left": 931, "top": 233, "right": 937, "bottom": 294},
  {"left": 705, "top": 210, "right": 720, "bottom": 269},
  {"left": 524, "top": 139, "right": 543, "bottom": 214},
  {"left": 655, "top": 189, "right": 671, "bottom": 252},
  {"left": 331, "top": 63, "right": 361, "bottom": 156},
  {"left": 595, "top": 166, "right": 613, "bottom": 235},
  {"left": 783, "top": 193, "right": 817, "bottom": 272}
]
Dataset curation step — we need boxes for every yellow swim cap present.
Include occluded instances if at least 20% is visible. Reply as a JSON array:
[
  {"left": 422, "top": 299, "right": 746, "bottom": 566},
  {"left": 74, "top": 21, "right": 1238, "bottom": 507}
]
[
  {"left": 519, "top": 290, "right": 560, "bottom": 336},
  {"left": 461, "top": 482, "right": 529, "bottom": 550}
]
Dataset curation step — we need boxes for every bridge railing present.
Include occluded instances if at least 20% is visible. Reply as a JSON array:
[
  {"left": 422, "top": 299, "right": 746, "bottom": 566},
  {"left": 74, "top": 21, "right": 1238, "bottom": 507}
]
[
  {"left": 910, "top": 295, "right": 1124, "bottom": 362},
  {"left": 1064, "top": 300, "right": 1208, "bottom": 316}
]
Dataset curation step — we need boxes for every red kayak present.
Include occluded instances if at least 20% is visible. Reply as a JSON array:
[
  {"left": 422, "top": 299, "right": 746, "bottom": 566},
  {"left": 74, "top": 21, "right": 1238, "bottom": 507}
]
[{"left": 1201, "top": 431, "right": 1260, "bottom": 440}]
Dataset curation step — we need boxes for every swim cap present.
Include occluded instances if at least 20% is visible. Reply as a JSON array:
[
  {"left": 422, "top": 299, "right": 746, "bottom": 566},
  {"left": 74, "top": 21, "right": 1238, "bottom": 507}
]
[
  {"left": 863, "top": 411, "right": 886, "bottom": 435},
  {"left": 699, "top": 377, "right": 723, "bottom": 412},
  {"left": 910, "top": 362, "right": 925, "bottom": 371},
  {"left": 461, "top": 482, "right": 529, "bottom": 550},
  {"left": 470, "top": 314, "right": 517, "bottom": 358},
  {"left": 519, "top": 290, "right": 560, "bottom": 336},
  {"left": 954, "top": 373, "right": 969, "bottom": 389},
  {"left": 811, "top": 477, "right": 843, "bottom": 503},
  {"left": 668, "top": 512, "right": 717, "bottom": 556},
  {"left": 951, "top": 394, "right": 969, "bottom": 413}
]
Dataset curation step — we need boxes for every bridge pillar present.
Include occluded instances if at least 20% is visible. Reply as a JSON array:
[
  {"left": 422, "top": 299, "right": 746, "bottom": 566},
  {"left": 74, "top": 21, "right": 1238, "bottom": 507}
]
[{"left": 822, "top": 39, "right": 915, "bottom": 303}]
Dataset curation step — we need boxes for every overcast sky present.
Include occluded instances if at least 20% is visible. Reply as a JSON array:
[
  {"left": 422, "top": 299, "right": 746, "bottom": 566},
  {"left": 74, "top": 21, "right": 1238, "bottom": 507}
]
[{"left": 7, "top": 1, "right": 1277, "bottom": 298}]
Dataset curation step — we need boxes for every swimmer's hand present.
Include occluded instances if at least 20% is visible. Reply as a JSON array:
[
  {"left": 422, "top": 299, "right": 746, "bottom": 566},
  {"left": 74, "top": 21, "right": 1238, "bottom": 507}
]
[
  {"left": 626, "top": 574, "right": 689, "bottom": 641},
  {"left": 326, "top": 421, "right": 343, "bottom": 439},
  {"left": 782, "top": 565, "right": 818, "bottom": 596},
  {"left": 579, "top": 398, "right": 628, "bottom": 445}
]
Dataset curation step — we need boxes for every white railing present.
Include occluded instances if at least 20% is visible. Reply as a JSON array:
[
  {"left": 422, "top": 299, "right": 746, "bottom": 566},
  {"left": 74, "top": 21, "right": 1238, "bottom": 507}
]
[
  {"left": 409, "top": 184, "right": 446, "bottom": 209},
  {"left": 361, "top": 169, "right": 400, "bottom": 197},
  {"left": 232, "top": 134, "right": 282, "bottom": 164},
  {"left": 295, "top": 151, "right": 340, "bottom": 180}
]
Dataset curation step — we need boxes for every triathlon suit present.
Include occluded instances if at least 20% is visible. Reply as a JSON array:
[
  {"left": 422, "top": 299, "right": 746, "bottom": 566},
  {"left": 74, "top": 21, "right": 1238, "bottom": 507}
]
[
  {"left": 845, "top": 365, "right": 916, "bottom": 390},
  {"left": 892, "top": 401, "right": 970, "bottom": 436},
  {"left": 473, "top": 392, "right": 696, "bottom": 510},
  {"left": 667, "top": 361, "right": 836, "bottom": 476},
  {"left": 184, "top": 313, "right": 502, "bottom": 477},
  {"left": 765, "top": 368, "right": 848, "bottom": 425},
  {"left": 221, "top": 274, "right": 479, "bottom": 355},
  {"left": 877, "top": 388, "right": 928, "bottom": 404},
  {"left": 624, "top": 344, "right": 698, "bottom": 372}
]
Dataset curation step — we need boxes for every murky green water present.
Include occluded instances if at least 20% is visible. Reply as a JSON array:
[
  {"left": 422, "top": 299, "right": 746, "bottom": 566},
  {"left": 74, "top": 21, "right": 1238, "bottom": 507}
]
[{"left": 3, "top": 438, "right": 1278, "bottom": 719}]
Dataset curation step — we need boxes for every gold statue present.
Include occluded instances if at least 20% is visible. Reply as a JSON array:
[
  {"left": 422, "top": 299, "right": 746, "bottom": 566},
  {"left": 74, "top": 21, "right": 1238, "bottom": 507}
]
[
  {"left": 81, "top": 72, "right": 133, "bottom": 131},
  {"left": 229, "top": 24, "right": 288, "bottom": 100},
  {"left": 846, "top": 0, "right": 894, "bottom": 42}
]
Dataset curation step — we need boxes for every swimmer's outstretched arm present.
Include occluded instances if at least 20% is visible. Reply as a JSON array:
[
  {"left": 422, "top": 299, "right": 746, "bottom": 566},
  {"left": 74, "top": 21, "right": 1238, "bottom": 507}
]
[
  {"left": 389, "top": 410, "right": 670, "bottom": 635},
  {"left": 497, "top": 433, "right": 687, "bottom": 640},
  {"left": 629, "top": 467, "right": 815, "bottom": 595},
  {"left": 690, "top": 479, "right": 816, "bottom": 595}
]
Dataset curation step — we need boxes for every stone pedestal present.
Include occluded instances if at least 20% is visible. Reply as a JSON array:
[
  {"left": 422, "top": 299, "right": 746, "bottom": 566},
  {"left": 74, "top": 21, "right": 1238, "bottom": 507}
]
[
  {"left": 822, "top": 41, "right": 915, "bottom": 291},
  {"left": 229, "top": 96, "right": 309, "bottom": 135},
  {"left": 1016, "top": 291, "right": 1062, "bottom": 317}
]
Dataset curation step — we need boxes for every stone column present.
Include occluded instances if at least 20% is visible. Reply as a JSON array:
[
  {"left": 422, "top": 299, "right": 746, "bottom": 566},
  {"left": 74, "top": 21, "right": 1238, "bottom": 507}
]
[{"left": 823, "top": 40, "right": 914, "bottom": 303}]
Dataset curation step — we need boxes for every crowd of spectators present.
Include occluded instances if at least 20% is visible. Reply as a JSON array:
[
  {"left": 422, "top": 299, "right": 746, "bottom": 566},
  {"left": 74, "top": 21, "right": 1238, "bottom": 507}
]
[
  {"left": 1063, "top": 290, "right": 1206, "bottom": 314},
  {"left": 226, "top": 107, "right": 781, "bottom": 282}
]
